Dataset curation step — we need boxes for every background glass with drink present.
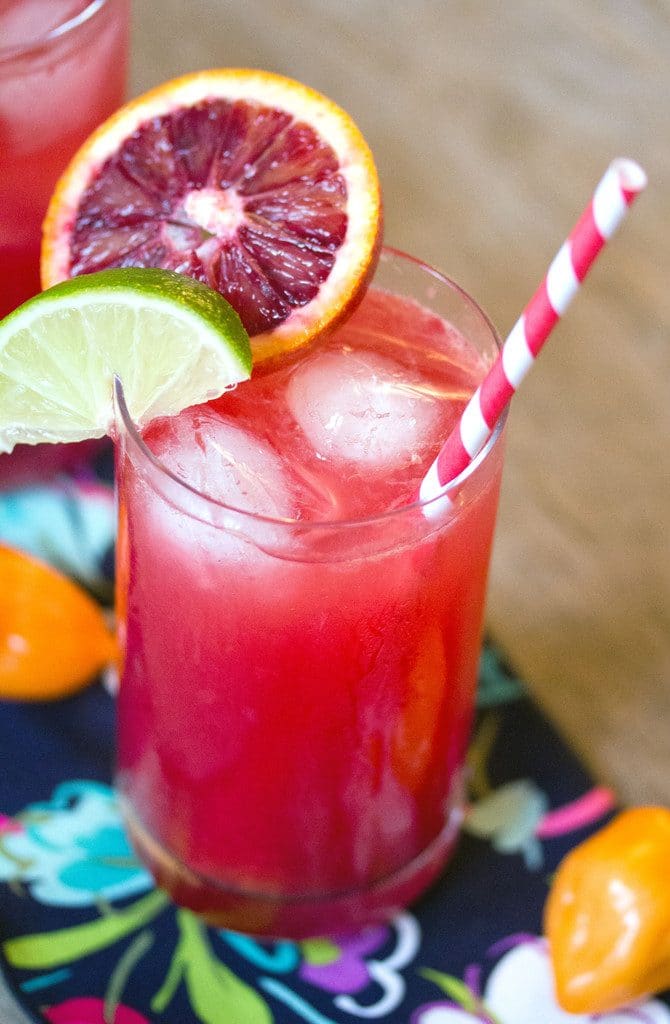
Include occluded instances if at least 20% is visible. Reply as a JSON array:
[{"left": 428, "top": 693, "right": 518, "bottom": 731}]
[{"left": 0, "top": 0, "right": 130, "bottom": 485}]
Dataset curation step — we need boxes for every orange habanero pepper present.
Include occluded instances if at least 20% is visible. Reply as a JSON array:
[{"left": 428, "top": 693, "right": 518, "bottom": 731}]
[{"left": 544, "top": 806, "right": 670, "bottom": 1014}]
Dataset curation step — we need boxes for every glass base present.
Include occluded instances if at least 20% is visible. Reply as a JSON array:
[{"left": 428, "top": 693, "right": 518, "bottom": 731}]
[{"left": 120, "top": 788, "right": 465, "bottom": 940}]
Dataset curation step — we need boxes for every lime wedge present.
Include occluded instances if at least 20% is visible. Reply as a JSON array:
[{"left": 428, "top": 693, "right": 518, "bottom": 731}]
[{"left": 0, "top": 268, "right": 252, "bottom": 454}]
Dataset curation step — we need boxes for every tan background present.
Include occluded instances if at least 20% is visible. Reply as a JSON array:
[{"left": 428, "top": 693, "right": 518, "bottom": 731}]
[{"left": 132, "top": 0, "right": 669, "bottom": 804}]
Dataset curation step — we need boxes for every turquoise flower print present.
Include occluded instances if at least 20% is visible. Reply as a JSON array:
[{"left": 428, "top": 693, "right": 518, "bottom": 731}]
[
  {"left": 223, "top": 916, "right": 421, "bottom": 1020},
  {"left": 465, "top": 709, "right": 615, "bottom": 871},
  {"left": 464, "top": 779, "right": 549, "bottom": 870},
  {"left": 0, "top": 781, "right": 152, "bottom": 906},
  {"left": 0, "top": 482, "right": 115, "bottom": 598},
  {"left": 476, "top": 647, "right": 523, "bottom": 709}
]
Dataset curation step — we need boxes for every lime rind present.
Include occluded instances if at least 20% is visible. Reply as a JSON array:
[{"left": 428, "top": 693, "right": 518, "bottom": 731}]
[{"left": 0, "top": 268, "right": 252, "bottom": 453}]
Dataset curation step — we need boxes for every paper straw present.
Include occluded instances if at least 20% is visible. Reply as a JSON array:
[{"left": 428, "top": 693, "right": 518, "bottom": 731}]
[{"left": 418, "top": 158, "right": 647, "bottom": 514}]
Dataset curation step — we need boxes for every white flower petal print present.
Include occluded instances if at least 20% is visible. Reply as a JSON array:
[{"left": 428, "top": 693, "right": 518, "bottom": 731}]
[
  {"left": 639, "top": 1007, "right": 670, "bottom": 1024},
  {"left": 414, "top": 1008, "right": 482, "bottom": 1024},
  {"left": 484, "top": 939, "right": 670, "bottom": 1024}
]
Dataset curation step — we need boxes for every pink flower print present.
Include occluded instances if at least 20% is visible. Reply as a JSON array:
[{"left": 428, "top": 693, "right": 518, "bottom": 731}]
[{"left": 44, "top": 997, "right": 150, "bottom": 1024}]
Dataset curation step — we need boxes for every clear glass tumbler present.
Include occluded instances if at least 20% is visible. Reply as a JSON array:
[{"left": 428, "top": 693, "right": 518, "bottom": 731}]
[
  {"left": 0, "top": 0, "right": 130, "bottom": 486},
  {"left": 114, "top": 249, "right": 506, "bottom": 938}
]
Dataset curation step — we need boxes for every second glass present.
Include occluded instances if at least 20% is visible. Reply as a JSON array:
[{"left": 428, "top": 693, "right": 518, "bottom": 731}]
[{"left": 0, "top": 0, "right": 130, "bottom": 486}]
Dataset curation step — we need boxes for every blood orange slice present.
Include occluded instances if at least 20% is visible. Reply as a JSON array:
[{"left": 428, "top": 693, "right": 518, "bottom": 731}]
[{"left": 42, "top": 69, "right": 382, "bottom": 364}]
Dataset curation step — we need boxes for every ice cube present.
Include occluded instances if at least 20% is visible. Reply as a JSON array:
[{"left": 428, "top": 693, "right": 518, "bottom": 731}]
[
  {"left": 285, "top": 348, "right": 442, "bottom": 469},
  {"left": 146, "top": 405, "right": 294, "bottom": 519},
  {"left": 135, "top": 408, "right": 304, "bottom": 584}
]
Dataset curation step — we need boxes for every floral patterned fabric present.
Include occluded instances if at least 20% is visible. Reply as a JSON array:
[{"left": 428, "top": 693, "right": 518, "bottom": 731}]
[
  {"left": 1, "top": 674, "right": 668, "bottom": 1023},
  {"left": 0, "top": 474, "right": 668, "bottom": 1022}
]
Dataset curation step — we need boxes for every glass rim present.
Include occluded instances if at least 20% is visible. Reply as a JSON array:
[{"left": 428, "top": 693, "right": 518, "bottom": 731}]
[
  {"left": 0, "top": 0, "right": 113, "bottom": 63},
  {"left": 116, "top": 246, "right": 506, "bottom": 532}
]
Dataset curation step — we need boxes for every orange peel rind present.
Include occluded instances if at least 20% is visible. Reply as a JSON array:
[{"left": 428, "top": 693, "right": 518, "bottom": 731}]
[{"left": 42, "top": 68, "right": 382, "bottom": 365}]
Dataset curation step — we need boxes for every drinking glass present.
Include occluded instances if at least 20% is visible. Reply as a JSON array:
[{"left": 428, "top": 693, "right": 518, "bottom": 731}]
[
  {"left": 114, "top": 249, "right": 506, "bottom": 938},
  {"left": 0, "top": 0, "right": 130, "bottom": 486}
]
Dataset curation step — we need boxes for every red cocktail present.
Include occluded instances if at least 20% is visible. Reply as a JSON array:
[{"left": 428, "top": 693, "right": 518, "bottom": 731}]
[
  {"left": 0, "top": 0, "right": 129, "bottom": 484},
  {"left": 115, "top": 249, "right": 506, "bottom": 937}
]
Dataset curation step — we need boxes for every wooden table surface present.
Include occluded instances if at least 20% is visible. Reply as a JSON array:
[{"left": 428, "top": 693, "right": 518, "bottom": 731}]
[{"left": 132, "top": 0, "right": 669, "bottom": 805}]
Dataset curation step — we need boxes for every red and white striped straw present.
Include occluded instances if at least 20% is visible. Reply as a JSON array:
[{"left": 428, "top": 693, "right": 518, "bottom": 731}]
[{"left": 418, "top": 157, "right": 647, "bottom": 513}]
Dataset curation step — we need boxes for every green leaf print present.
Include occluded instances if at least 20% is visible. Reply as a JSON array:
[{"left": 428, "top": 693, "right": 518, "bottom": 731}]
[
  {"left": 3, "top": 890, "right": 169, "bottom": 969},
  {"left": 420, "top": 967, "right": 505, "bottom": 1024},
  {"left": 419, "top": 968, "right": 479, "bottom": 1011},
  {"left": 152, "top": 910, "right": 272, "bottom": 1024},
  {"left": 300, "top": 937, "right": 341, "bottom": 966}
]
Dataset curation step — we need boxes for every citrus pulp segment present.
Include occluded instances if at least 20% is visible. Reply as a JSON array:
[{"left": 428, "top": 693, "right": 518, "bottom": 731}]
[
  {"left": 41, "top": 68, "right": 383, "bottom": 364},
  {"left": 0, "top": 267, "right": 251, "bottom": 453}
]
